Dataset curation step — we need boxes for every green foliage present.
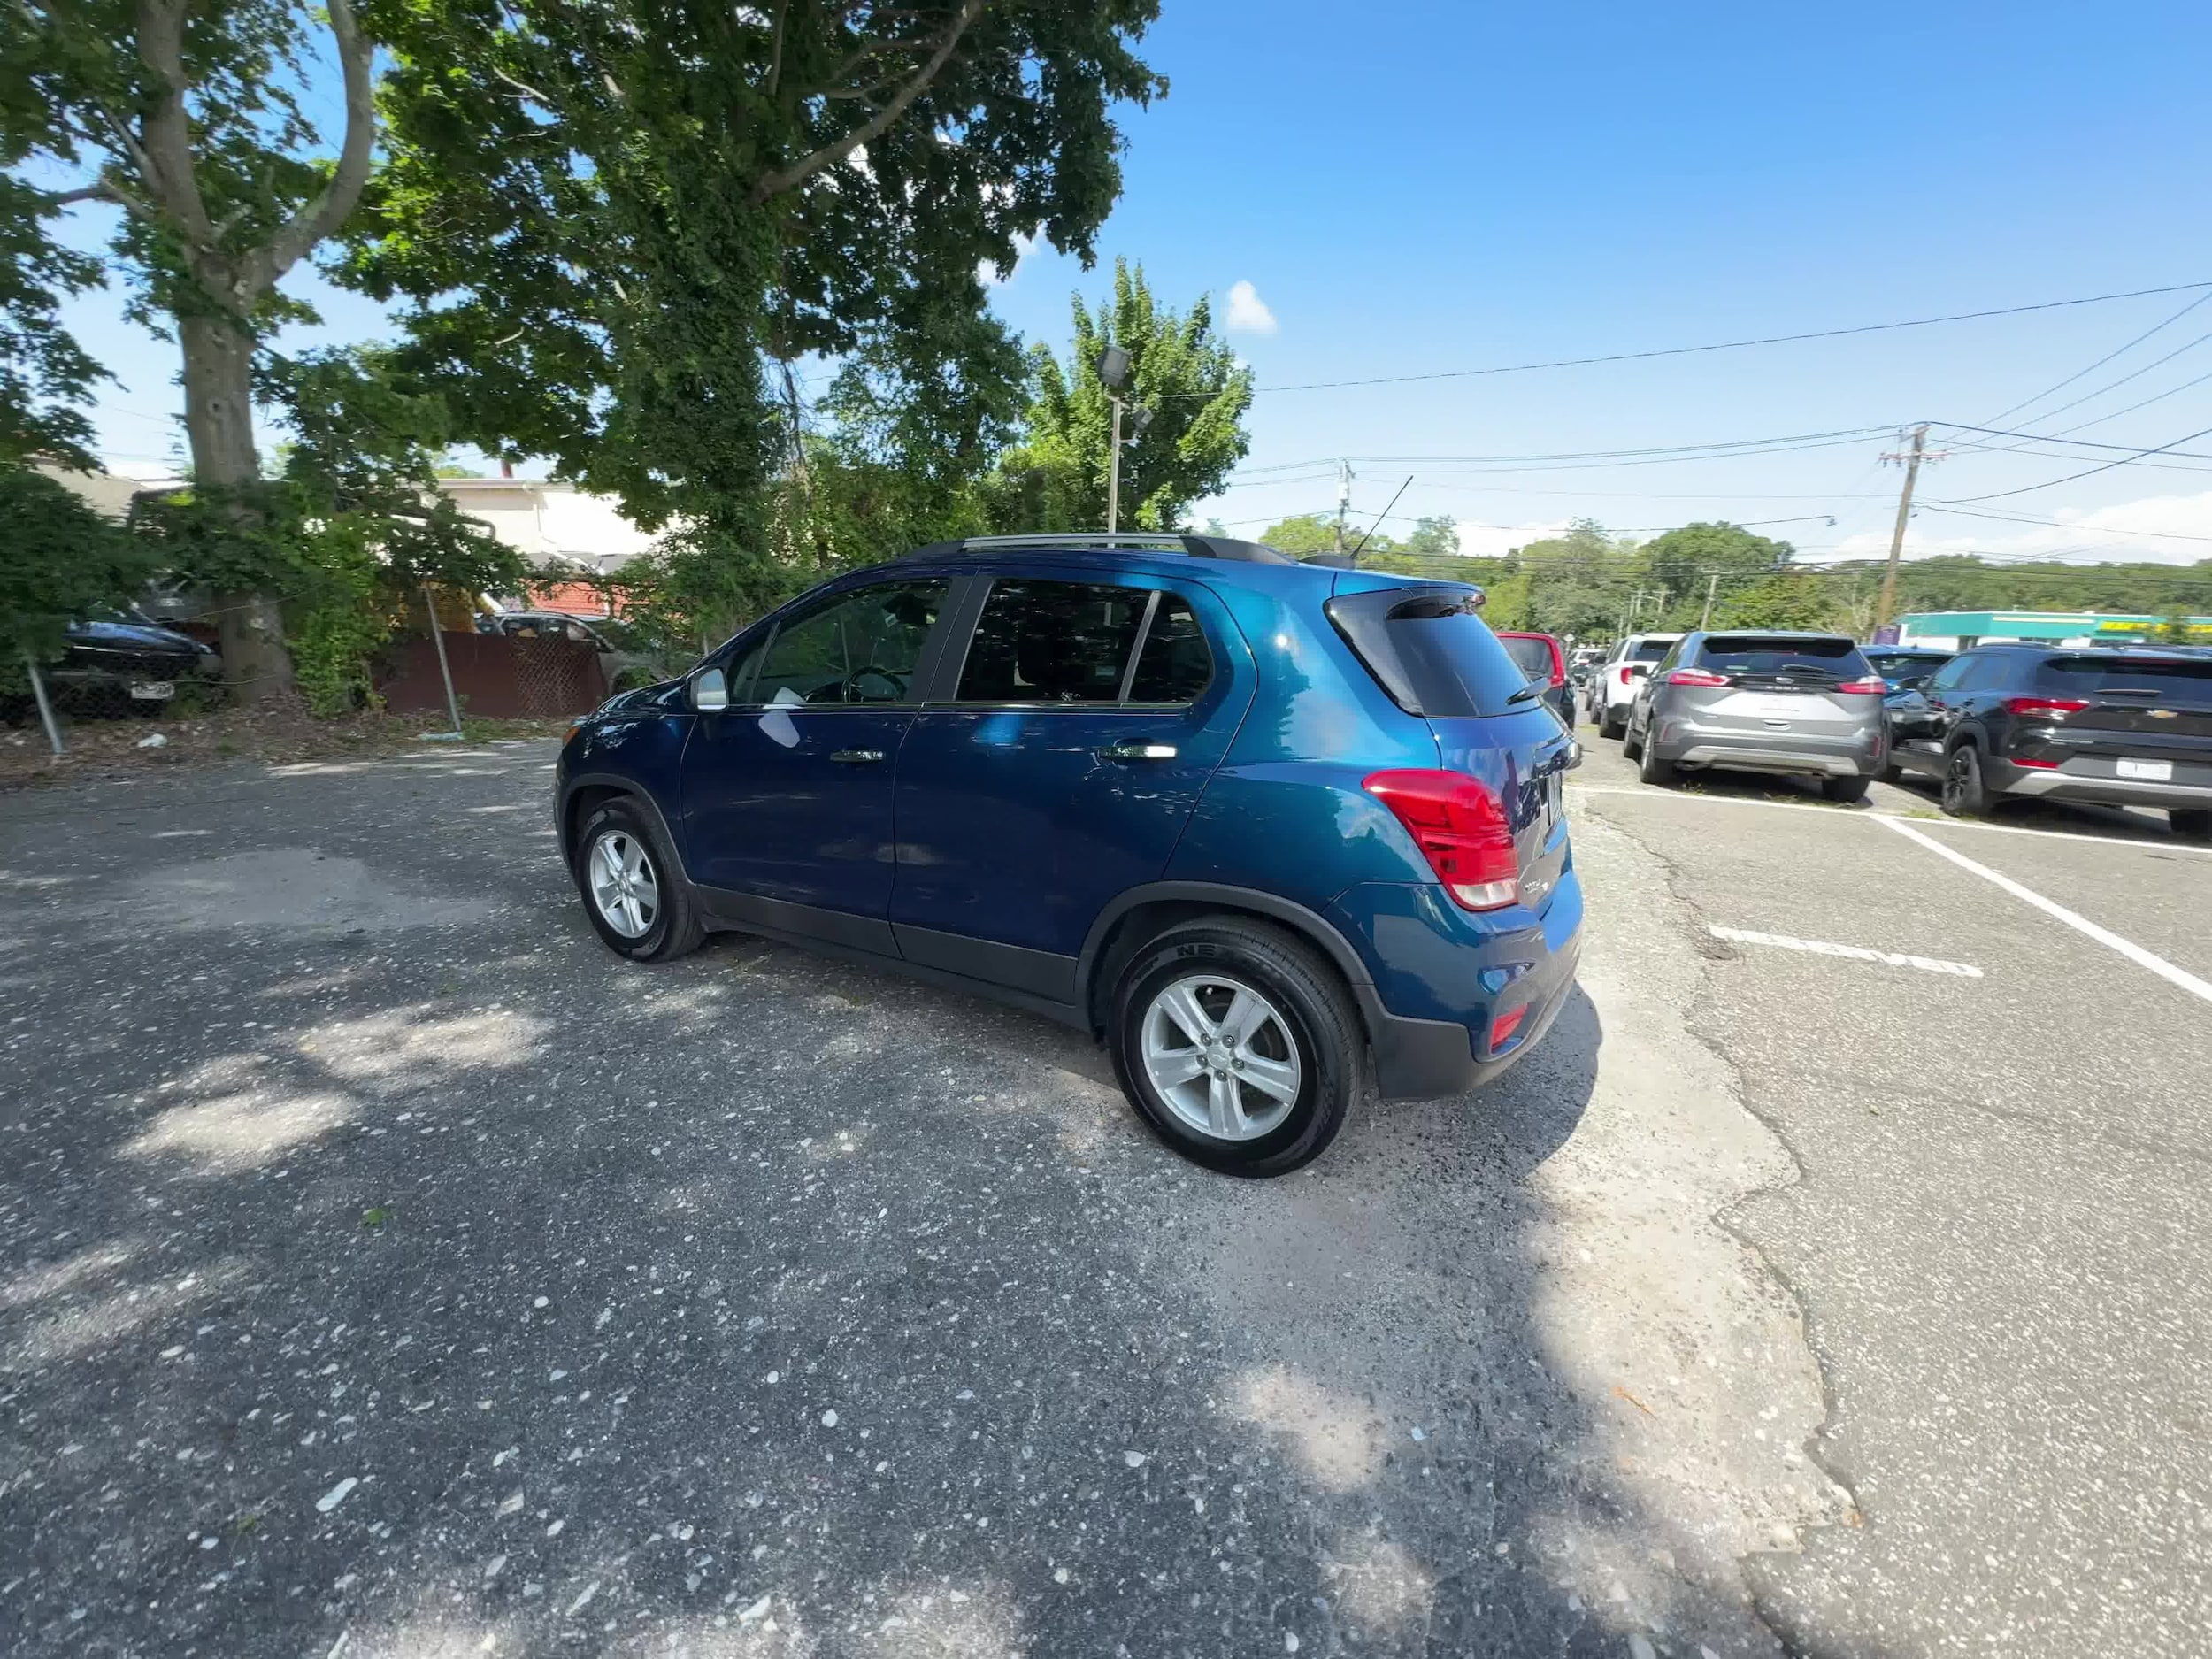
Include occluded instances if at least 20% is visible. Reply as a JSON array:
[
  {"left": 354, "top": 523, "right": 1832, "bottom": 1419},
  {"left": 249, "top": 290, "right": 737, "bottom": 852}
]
[
  {"left": 0, "top": 177, "right": 106, "bottom": 467},
  {"left": 0, "top": 459, "right": 159, "bottom": 663},
  {"left": 348, "top": 0, "right": 1164, "bottom": 619},
  {"left": 1712, "top": 572, "right": 1839, "bottom": 631},
  {"left": 1640, "top": 522, "right": 1793, "bottom": 626},
  {"left": 990, "top": 260, "right": 1252, "bottom": 531},
  {"left": 1256, "top": 514, "right": 1345, "bottom": 558}
]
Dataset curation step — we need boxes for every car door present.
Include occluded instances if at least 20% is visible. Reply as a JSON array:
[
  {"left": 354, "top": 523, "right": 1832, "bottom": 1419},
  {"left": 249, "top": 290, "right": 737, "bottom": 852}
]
[
  {"left": 679, "top": 576, "right": 955, "bottom": 949},
  {"left": 889, "top": 570, "right": 1253, "bottom": 1001},
  {"left": 1908, "top": 653, "right": 1981, "bottom": 773}
]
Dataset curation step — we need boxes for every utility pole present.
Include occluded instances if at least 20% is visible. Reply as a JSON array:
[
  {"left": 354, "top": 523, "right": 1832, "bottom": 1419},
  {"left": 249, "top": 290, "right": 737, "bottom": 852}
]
[
  {"left": 1875, "top": 424, "right": 1940, "bottom": 634},
  {"left": 1700, "top": 571, "right": 1719, "bottom": 629},
  {"left": 1334, "top": 459, "right": 1352, "bottom": 557},
  {"left": 1106, "top": 397, "right": 1124, "bottom": 533}
]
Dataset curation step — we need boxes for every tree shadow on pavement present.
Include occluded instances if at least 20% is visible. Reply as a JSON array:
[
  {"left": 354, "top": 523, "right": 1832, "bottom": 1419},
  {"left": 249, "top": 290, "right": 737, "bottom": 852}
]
[{"left": 1, "top": 748, "right": 1858, "bottom": 1658}]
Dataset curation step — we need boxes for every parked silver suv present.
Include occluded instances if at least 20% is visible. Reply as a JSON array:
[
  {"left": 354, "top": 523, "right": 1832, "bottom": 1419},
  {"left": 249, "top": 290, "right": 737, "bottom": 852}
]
[{"left": 1624, "top": 630, "right": 1888, "bottom": 801}]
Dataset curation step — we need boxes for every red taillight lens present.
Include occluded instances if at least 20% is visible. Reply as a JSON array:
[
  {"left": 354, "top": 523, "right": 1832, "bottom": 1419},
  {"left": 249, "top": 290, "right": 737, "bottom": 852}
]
[
  {"left": 2007, "top": 696, "right": 2089, "bottom": 718},
  {"left": 1617, "top": 666, "right": 1635, "bottom": 684},
  {"left": 1665, "top": 667, "right": 1731, "bottom": 687},
  {"left": 1835, "top": 676, "right": 1887, "bottom": 695},
  {"left": 1488, "top": 1003, "right": 1530, "bottom": 1050},
  {"left": 2013, "top": 756, "right": 2060, "bottom": 769},
  {"left": 1363, "top": 768, "right": 1521, "bottom": 911}
]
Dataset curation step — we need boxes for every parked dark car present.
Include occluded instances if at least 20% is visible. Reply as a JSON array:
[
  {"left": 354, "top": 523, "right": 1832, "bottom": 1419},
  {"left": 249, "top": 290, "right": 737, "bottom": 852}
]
[
  {"left": 42, "top": 609, "right": 219, "bottom": 711},
  {"left": 1624, "top": 630, "right": 1889, "bottom": 799},
  {"left": 1863, "top": 645, "right": 1955, "bottom": 740},
  {"left": 1888, "top": 643, "right": 2212, "bottom": 837},
  {"left": 1496, "top": 630, "right": 1575, "bottom": 729},
  {"left": 556, "top": 533, "right": 1585, "bottom": 1176}
]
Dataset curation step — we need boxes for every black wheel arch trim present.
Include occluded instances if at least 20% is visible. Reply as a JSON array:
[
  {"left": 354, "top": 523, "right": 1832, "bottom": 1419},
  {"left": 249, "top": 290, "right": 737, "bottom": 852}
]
[
  {"left": 1075, "top": 880, "right": 1479, "bottom": 1102},
  {"left": 559, "top": 772, "right": 687, "bottom": 879}
]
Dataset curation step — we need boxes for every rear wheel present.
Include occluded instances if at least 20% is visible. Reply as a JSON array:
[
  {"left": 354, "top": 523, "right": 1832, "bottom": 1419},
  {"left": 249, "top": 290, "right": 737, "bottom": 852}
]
[
  {"left": 1822, "top": 773, "right": 1870, "bottom": 803},
  {"left": 1599, "top": 703, "right": 1625, "bottom": 740},
  {"left": 1108, "top": 918, "right": 1361, "bottom": 1178},
  {"left": 2170, "top": 808, "right": 2212, "bottom": 841},
  {"left": 1637, "top": 731, "right": 1676, "bottom": 787},
  {"left": 1621, "top": 718, "right": 1643, "bottom": 761},
  {"left": 574, "top": 797, "right": 706, "bottom": 962},
  {"left": 1940, "top": 744, "right": 1991, "bottom": 818}
]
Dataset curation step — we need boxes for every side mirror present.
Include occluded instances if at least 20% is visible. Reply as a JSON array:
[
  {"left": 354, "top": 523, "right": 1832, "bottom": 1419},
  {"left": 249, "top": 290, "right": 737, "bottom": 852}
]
[
  {"left": 691, "top": 666, "right": 729, "bottom": 712},
  {"left": 1566, "top": 741, "right": 1585, "bottom": 770}
]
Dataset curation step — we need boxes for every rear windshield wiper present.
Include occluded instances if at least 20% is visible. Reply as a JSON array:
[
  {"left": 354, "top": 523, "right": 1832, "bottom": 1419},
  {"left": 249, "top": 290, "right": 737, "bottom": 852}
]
[{"left": 1506, "top": 682, "right": 1546, "bottom": 706}]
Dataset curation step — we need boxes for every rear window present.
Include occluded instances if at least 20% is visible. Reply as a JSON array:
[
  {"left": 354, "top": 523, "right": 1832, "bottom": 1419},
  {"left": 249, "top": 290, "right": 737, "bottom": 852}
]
[
  {"left": 1865, "top": 650, "right": 1950, "bottom": 680},
  {"left": 1325, "top": 587, "right": 1534, "bottom": 718},
  {"left": 1696, "top": 635, "right": 1870, "bottom": 679},
  {"left": 2038, "top": 654, "right": 2212, "bottom": 695},
  {"left": 1498, "top": 635, "right": 1557, "bottom": 681},
  {"left": 1627, "top": 638, "right": 1673, "bottom": 663}
]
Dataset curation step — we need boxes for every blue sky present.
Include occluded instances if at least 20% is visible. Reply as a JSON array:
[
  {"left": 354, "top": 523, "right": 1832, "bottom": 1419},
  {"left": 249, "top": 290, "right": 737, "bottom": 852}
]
[{"left": 58, "top": 0, "right": 2212, "bottom": 566}]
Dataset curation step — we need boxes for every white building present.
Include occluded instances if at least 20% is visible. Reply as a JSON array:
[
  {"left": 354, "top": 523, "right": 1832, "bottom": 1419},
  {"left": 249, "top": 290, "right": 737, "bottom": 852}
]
[{"left": 436, "top": 478, "right": 659, "bottom": 573}]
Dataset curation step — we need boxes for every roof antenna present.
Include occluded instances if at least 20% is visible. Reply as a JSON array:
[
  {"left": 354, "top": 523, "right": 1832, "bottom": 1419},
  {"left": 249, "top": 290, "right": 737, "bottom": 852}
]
[{"left": 1347, "top": 476, "right": 1413, "bottom": 566}]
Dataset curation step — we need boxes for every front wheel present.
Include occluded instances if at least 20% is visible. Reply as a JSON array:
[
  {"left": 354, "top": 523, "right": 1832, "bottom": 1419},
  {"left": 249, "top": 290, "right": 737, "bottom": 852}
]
[
  {"left": 1940, "top": 744, "right": 1992, "bottom": 818},
  {"left": 574, "top": 797, "right": 706, "bottom": 962},
  {"left": 1108, "top": 918, "right": 1361, "bottom": 1177}
]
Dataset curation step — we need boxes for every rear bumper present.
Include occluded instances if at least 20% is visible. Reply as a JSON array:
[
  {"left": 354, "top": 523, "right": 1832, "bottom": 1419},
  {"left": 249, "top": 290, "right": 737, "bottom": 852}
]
[
  {"left": 1333, "top": 866, "right": 1585, "bottom": 1101},
  {"left": 1671, "top": 743, "right": 1873, "bottom": 778},
  {"left": 1993, "top": 758, "right": 2212, "bottom": 810},
  {"left": 1654, "top": 714, "right": 1882, "bottom": 778}
]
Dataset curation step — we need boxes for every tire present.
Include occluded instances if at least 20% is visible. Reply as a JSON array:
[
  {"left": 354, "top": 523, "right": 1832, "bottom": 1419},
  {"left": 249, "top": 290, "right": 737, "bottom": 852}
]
[
  {"left": 1822, "top": 774, "right": 1870, "bottom": 803},
  {"left": 2170, "top": 808, "right": 2212, "bottom": 841},
  {"left": 1107, "top": 918, "right": 1361, "bottom": 1178},
  {"left": 1621, "top": 718, "right": 1642, "bottom": 761},
  {"left": 1939, "top": 743, "right": 1992, "bottom": 818},
  {"left": 573, "top": 796, "right": 707, "bottom": 962},
  {"left": 1637, "top": 730, "right": 1676, "bottom": 787},
  {"left": 1599, "top": 703, "right": 1625, "bottom": 741}
]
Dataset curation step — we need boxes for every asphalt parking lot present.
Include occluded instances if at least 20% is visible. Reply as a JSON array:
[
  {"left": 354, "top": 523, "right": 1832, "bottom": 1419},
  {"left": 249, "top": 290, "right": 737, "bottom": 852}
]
[{"left": 1, "top": 737, "right": 2207, "bottom": 1657}]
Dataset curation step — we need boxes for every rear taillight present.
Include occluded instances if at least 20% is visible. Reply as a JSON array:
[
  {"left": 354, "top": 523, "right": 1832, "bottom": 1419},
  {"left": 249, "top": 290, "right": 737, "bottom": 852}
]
[
  {"left": 2008, "top": 696, "right": 2089, "bottom": 718},
  {"left": 1665, "top": 667, "right": 1731, "bottom": 687},
  {"left": 1363, "top": 769, "right": 1520, "bottom": 911},
  {"left": 2013, "top": 757, "right": 2060, "bottom": 769},
  {"left": 1617, "top": 666, "right": 1635, "bottom": 684},
  {"left": 1835, "top": 676, "right": 1887, "bottom": 695}
]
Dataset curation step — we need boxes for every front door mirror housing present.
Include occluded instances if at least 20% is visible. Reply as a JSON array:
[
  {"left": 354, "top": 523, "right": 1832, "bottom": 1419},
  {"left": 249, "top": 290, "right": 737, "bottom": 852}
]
[{"left": 691, "top": 666, "right": 729, "bottom": 712}]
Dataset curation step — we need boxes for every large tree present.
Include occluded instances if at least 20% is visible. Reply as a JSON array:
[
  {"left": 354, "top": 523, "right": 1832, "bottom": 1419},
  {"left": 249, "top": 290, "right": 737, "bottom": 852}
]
[
  {"left": 989, "top": 258, "right": 1250, "bottom": 532},
  {"left": 4, "top": 0, "right": 380, "bottom": 696},
  {"left": 348, "top": 0, "right": 1164, "bottom": 638}
]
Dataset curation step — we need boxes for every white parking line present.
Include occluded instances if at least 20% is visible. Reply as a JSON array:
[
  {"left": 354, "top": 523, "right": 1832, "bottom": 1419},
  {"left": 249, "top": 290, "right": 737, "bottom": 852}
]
[
  {"left": 1878, "top": 816, "right": 2212, "bottom": 1006},
  {"left": 1707, "top": 926, "right": 1983, "bottom": 978},
  {"left": 1566, "top": 785, "right": 2212, "bottom": 856}
]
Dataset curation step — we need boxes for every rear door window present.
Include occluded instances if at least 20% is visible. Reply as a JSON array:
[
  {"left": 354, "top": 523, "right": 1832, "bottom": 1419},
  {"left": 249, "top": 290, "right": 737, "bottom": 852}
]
[
  {"left": 1126, "top": 594, "right": 1214, "bottom": 703},
  {"left": 1325, "top": 586, "right": 1533, "bottom": 717},
  {"left": 957, "top": 580, "right": 1151, "bottom": 704},
  {"left": 1695, "top": 635, "right": 1870, "bottom": 680}
]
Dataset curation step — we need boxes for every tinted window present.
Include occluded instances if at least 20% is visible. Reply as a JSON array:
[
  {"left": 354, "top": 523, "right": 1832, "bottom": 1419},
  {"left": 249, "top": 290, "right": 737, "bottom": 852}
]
[
  {"left": 1696, "top": 635, "right": 1868, "bottom": 678},
  {"left": 749, "top": 580, "right": 948, "bottom": 705},
  {"left": 1924, "top": 656, "right": 1975, "bottom": 692},
  {"left": 1127, "top": 594, "right": 1214, "bottom": 703},
  {"left": 1864, "top": 650, "right": 1951, "bottom": 681},
  {"left": 1325, "top": 587, "right": 1533, "bottom": 718},
  {"left": 1628, "top": 638, "right": 1672, "bottom": 662},
  {"left": 2038, "top": 654, "right": 2212, "bottom": 695},
  {"left": 1498, "top": 635, "right": 1555, "bottom": 680},
  {"left": 958, "top": 580, "right": 1148, "bottom": 703}
]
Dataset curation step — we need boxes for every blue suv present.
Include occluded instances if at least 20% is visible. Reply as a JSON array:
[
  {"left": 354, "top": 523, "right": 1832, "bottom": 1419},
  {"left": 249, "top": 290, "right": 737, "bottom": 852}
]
[{"left": 557, "top": 534, "right": 1584, "bottom": 1175}]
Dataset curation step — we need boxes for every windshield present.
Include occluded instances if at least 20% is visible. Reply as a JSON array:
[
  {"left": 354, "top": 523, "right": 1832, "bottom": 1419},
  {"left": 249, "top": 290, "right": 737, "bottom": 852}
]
[
  {"left": 1697, "top": 635, "right": 1869, "bottom": 680},
  {"left": 1865, "top": 650, "right": 1951, "bottom": 682},
  {"left": 1499, "top": 635, "right": 1557, "bottom": 681},
  {"left": 2039, "top": 655, "right": 2212, "bottom": 696}
]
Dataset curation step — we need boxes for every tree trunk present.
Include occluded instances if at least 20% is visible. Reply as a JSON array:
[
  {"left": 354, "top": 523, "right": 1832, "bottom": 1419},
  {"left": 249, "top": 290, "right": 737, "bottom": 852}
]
[{"left": 180, "top": 310, "right": 296, "bottom": 703}]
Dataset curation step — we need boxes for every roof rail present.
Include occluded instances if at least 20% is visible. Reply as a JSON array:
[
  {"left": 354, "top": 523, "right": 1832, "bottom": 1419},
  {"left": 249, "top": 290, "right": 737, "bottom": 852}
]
[{"left": 897, "top": 532, "right": 1295, "bottom": 565}]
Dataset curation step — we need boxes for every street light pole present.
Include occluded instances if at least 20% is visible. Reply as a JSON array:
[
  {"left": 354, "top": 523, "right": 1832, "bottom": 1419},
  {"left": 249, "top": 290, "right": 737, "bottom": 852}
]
[{"left": 1106, "top": 396, "right": 1124, "bottom": 533}]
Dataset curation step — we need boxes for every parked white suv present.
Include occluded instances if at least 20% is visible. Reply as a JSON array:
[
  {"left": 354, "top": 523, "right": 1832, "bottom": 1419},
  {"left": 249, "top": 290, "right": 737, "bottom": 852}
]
[{"left": 1588, "top": 634, "right": 1683, "bottom": 738}]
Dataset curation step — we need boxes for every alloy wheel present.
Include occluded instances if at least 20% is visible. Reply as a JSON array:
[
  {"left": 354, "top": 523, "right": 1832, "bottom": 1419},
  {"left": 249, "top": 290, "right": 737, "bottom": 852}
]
[
  {"left": 588, "top": 829, "right": 660, "bottom": 939},
  {"left": 1140, "top": 974, "right": 1302, "bottom": 1141}
]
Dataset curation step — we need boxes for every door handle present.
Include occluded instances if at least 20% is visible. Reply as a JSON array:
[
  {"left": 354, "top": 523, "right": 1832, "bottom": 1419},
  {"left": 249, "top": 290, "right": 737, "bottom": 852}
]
[
  {"left": 1099, "top": 742, "right": 1178, "bottom": 762},
  {"left": 830, "top": 749, "right": 885, "bottom": 764}
]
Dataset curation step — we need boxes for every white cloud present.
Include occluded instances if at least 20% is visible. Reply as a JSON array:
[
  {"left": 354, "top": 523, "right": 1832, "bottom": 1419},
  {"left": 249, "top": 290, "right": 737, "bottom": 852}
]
[
  {"left": 1454, "top": 518, "right": 1571, "bottom": 558},
  {"left": 979, "top": 232, "right": 1038, "bottom": 288},
  {"left": 1807, "top": 488, "right": 2212, "bottom": 570},
  {"left": 1224, "top": 280, "right": 1278, "bottom": 335}
]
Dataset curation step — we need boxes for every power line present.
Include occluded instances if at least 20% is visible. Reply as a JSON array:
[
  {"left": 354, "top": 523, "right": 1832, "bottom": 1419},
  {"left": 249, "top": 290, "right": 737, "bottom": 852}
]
[
  {"left": 1980, "top": 289, "right": 2212, "bottom": 426},
  {"left": 1194, "top": 280, "right": 2212, "bottom": 396},
  {"left": 1930, "top": 419, "right": 2212, "bottom": 505},
  {"left": 1915, "top": 504, "right": 2212, "bottom": 544}
]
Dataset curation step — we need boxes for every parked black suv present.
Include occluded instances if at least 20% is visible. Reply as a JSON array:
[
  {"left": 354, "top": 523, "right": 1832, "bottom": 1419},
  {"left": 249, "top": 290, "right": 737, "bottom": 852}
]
[{"left": 1889, "top": 642, "right": 2212, "bottom": 837}]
